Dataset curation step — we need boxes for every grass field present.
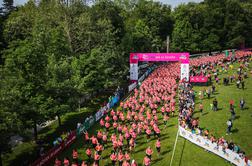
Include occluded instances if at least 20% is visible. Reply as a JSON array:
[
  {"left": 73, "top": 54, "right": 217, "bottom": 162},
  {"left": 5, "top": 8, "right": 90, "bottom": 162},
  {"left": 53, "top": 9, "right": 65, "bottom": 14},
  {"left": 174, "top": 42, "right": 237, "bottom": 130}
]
[{"left": 52, "top": 61, "right": 252, "bottom": 166}]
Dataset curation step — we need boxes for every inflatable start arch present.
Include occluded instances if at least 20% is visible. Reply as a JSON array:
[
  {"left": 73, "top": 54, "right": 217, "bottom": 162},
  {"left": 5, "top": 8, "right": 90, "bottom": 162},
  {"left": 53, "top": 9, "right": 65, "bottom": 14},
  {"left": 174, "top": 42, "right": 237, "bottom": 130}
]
[{"left": 130, "top": 53, "right": 190, "bottom": 82}]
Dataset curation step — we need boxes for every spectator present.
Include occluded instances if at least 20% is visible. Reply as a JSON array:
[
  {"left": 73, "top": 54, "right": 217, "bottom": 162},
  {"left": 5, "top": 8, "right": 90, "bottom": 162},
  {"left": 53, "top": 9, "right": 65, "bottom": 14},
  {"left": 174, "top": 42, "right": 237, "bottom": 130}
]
[
  {"left": 226, "top": 119, "right": 232, "bottom": 135},
  {"left": 230, "top": 107, "right": 236, "bottom": 120},
  {"left": 212, "top": 84, "right": 216, "bottom": 93},
  {"left": 206, "top": 87, "right": 211, "bottom": 99},
  {"left": 213, "top": 98, "right": 218, "bottom": 111},
  {"left": 236, "top": 80, "right": 240, "bottom": 88},
  {"left": 229, "top": 99, "right": 234, "bottom": 109},
  {"left": 240, "top": 98, "right": 245, "bottom": 110},
  {"left": 199, "top": 103, "right": 203, "bottom": 115}
]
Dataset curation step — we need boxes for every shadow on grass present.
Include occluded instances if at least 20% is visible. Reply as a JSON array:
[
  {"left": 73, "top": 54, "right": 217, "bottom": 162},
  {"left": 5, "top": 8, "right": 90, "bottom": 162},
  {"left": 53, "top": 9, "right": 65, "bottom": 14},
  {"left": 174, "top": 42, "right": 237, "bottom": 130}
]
[
  {"left": 235, "top": 115, "right": 240, "bottom": 120},
  {"left": 193, "top": 110, "right": 201, "bottom": 114},
  {"left": 160, "top": 135, "right": 169, "bottom": 140},
  {"left": 232, "top": 128, "right": 239, "bottom": 133},
  {"left": 135, "top": 147, "right": 147, "bottom": 153},
  {"left": 161, "top": 149, "right": 171, "bottom": 155},
  {"left": 202, "top": 112, "right": 209, "bottom": 116},
  {"left": 152, "top": 157, "right": 163, "bottom": 164},
  {"left": 167, "top": 124, "right": 175, "bottom": 128},
  {"left": 242, "top": 107, "right": 249, "bottom": 110},
  {"left": 205, "top": 96, "right": 215, "bottom": 100}
]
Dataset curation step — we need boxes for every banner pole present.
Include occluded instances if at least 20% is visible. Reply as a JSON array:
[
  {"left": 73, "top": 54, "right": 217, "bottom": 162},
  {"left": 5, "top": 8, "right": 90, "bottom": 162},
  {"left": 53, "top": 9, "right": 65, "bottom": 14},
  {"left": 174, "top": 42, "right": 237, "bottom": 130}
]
[{"left": 170, "top": 124, "right": 180, "bottom": 166}]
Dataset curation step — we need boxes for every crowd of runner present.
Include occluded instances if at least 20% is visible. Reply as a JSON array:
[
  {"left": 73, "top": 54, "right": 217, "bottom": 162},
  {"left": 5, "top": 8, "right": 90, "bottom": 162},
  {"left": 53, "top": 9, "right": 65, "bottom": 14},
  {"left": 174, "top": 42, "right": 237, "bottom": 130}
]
[{"left": 54, "top": 51, "right": 252, "bottom": 166}]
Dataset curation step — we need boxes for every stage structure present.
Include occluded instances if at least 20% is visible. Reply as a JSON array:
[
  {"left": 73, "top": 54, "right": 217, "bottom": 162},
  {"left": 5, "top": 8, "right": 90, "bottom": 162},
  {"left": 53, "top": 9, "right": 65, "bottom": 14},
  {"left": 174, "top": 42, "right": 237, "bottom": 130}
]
[{"left": 130, "top": 53, "right": 190, "bottom": 82}]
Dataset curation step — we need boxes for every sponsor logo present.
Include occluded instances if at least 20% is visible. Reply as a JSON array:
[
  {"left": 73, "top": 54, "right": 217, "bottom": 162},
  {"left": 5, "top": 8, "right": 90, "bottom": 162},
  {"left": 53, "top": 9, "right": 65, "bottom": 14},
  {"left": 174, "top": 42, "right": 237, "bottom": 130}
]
[
  {"left": 196, "top": 138, "right": 201, "bottom": 143},
  {"left": 179, "top": 54, "right": 187, "bottom": 60},
  {"left": 132, "top": 54, "right": 139, "bottom": 59},
  {"left": 204, "top": 142, "right": 210, "bottom": 147}
]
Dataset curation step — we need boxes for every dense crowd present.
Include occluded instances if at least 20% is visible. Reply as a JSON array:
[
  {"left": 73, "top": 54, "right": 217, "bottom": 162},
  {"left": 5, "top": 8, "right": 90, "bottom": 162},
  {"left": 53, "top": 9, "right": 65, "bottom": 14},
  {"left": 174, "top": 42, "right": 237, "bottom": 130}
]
[{"left": 54, "top": 51, "right": 252, "bottom": 166}]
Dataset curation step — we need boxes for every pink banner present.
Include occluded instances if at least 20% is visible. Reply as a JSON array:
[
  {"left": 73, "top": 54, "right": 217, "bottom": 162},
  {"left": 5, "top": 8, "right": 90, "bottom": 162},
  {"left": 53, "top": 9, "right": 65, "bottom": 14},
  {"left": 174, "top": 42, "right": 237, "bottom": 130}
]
[
  {"left": 130, "top": 53, "right": 189, "bottom": 63},
  {"left": 190, "top": 76, "right": 208, "bottom": 83},
  {"left": 31, "top": 131, "right": 77, "bottom": 166}
]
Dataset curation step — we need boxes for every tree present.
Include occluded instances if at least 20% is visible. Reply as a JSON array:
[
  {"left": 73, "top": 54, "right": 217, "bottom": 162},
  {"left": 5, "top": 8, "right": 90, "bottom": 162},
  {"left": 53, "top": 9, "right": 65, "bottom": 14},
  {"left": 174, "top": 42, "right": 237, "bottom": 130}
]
[{"left": 3, "top": 26, "right": 49, "bottom": 140}]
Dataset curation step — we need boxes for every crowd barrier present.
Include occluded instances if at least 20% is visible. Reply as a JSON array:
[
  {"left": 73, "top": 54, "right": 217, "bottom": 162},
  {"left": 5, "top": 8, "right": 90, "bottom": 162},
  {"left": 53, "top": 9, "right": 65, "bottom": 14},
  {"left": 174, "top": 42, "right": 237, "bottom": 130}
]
[
  {"left": 179, "top": 126, "right": 251, "bottom": 166},
  {"left": 31, "top": 131, "right": 77, "bottom": 166},
  {"left": 32, "top": 92, "right": 122, "bottom": 165}
]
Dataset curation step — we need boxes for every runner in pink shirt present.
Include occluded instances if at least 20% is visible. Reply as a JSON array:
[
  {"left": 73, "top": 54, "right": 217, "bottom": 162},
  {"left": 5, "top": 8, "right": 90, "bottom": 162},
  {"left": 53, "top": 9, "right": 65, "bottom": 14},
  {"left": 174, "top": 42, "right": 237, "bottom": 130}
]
[
  {"left": 97, "top": 131, "right": 102, "bottom": 142},
  {"left": 146, "top": 128, "right": 151, "bottom": 142},
  {"left": 163, "top": 114, "right": 169, "bottom": 128},
  {"left": 156, "top": 138, "right": 161, "bottom": 156},
  {"left": 84, "top": 132, "right": 90, "bottom": 144},
  {"left": 122, "top": 160, "right": 130, "bottom": 166},
  {"left": 118, "top": 150, "right": 124, "bottom": 166},
  {"left": 113, "top": 140, "right": 118, "bottom": 152},
  {"left": 105, "top": 121, "right": 110, "bottom": 131},
  {"left": 113, "top": 122, "right": 118, "bottom": 133},
  {"left": 110, "top": 151, "right": 117, "bottom": 166},
  {"left": 99, "top": 118, "right": 105, "bottom": 127},
  {"left": 105, "top": 115, "right": 110, "bottom": 122},
  {"left": 131, "top": 159, "right": 138, "bottom": 166},
  {"left": 118, "top": 124, "right": 123, "bottom": 134},
  {"left": 145, "top": 146, "right": 153, "bottom": 159},
  {"left": 102, "top": 132, "right": 107, "bottom": 145},
  {"left": 85, "top": 147, "right": 92, "bottom": 163},
  {"left": 143, "top": 156, "right": 151, "bottom": 166},
  {"left": 124, "top": 151, "right": 130, "bottom": 163}
]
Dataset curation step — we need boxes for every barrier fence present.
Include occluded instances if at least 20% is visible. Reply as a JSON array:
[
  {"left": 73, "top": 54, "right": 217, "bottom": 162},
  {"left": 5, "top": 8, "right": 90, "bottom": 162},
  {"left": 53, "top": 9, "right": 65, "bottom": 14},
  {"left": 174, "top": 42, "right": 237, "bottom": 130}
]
[
  {"left": 179, "top": 126, "right": 251, "bottom": 166},
  {"left": 31, "top": 131, "right": 77, "bottom": 166}
]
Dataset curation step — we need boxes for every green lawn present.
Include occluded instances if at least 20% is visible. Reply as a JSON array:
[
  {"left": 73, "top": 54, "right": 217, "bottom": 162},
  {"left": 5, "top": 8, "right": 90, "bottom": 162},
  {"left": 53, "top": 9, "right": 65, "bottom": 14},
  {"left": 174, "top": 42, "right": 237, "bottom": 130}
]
[{"left": 54, "top": 61, "right": 252, "bottom": 166}]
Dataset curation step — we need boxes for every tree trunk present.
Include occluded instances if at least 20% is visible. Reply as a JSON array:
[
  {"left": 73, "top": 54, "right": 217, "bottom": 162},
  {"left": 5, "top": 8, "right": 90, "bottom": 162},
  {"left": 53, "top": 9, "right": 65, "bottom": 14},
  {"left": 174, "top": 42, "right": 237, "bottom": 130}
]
[
  {"left": 0, "top": 149, "right": 3, "bottom": 166},
  {"left": 34, "top": 120, "right": 38, "bottom": 141},
  {"left": 57, "top": 114, "right": 61, "bottom": 126}
]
